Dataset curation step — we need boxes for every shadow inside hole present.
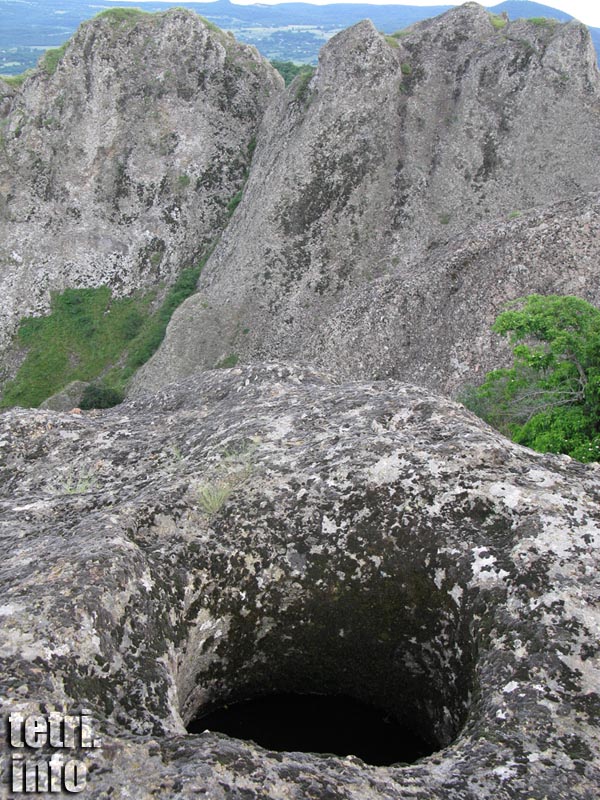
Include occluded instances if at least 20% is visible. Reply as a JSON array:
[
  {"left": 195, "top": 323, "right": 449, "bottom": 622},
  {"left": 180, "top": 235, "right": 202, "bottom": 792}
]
[{"left": 187, "top": 692, "right": 435, "bottom": 766}]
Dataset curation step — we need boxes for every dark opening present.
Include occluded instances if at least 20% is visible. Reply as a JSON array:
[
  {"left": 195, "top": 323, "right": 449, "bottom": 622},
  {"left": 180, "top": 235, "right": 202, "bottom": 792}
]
[{"left": 187, "top": 692, "right": 435, "bottom": 766}]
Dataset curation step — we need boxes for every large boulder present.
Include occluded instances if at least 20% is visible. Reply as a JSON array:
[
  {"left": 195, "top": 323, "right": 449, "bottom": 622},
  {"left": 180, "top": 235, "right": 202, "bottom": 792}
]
[
  {"left": 0, "top": 8, "right": 282, "bottom": 384},
  {"left": 38, "top": 380, "right": 89, "bottom": 411},
  {"left": 1, "top": 364, "right": 598, "bottom": 798},
  {"left": 132, "top": 4, "right": 600, "bottom": 395}
]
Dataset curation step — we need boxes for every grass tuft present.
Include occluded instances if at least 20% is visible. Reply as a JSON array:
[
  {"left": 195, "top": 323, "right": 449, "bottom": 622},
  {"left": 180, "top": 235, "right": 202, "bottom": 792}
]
[
  {"left": 95, "top": 8, "right": 151, "bottom": 24},
  {"left": 529, "top": 17, "right": 556, "bottom": 27},
  {"left": 1, "top": 71, "right": 32, "bottom": 88},
  {"left": 227, "top": 190, "right": 243, "bottom": 216},
  {"left": 41, "top": 43, "right": 68, "bottom": 76},
  {"left": 196, "top": 481, "right": 233, "bottom": 515},
  {"left": 489, "top": 14, "right": 507, "bottom": 31},
  {"left": 216, "top": 353, "right": 239, "bottom": 369},
  {"left": 294, "top": 66, "right": 315, "bottom": 102},
  {"left": 198, "top": 16, "right": 221, "bottom": 34}
]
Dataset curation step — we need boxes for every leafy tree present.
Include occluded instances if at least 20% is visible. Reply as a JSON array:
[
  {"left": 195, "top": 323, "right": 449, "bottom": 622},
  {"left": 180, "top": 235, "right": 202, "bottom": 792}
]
[
  {"left": 461, "top": 295, "right": 600, "bottom": 462},
  {"left": 271, "top": 60, "right": 314, "bottom": 87}
]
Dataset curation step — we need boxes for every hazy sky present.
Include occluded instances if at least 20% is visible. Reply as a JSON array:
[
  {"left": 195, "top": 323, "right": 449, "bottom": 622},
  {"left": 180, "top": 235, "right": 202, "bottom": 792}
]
[{"left": 123, "top": 1, "right": 600, "bottom": 28}]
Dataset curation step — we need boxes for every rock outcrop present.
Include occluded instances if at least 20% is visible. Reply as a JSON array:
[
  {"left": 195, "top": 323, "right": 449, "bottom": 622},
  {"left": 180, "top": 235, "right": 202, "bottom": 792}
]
[
  {"left": 133, "top": 4, "right": 600, "bottom": 396},
  {"left": 300, "top": 191, "right": 600, "bottom": 394},
  {"left": 0, "top": 8, "right": 282, "bottom": 382},
  {"left": 1, "top": 364, "right": 599, "bottom": 798}
]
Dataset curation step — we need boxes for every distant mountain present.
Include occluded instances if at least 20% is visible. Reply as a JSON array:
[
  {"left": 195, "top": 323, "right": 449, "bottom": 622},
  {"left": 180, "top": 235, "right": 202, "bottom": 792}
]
[
  {"left": 0, "top": 0, "right": 598, "bottom": 73},
  {"left": 491, "top": 1, "right": 600, "bottom": 53},
  {"left": 491, "top": 1, "right": 571, "bottom": 21}
]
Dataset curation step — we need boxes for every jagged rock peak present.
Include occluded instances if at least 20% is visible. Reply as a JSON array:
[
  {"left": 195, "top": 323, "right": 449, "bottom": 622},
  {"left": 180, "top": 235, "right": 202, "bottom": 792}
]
[
  {"left": 24, "top": 8, "right": 270, "bottom": 87},
  {"left": 132, "top": 4, "right": 600, "bottom": 396},
  {"left": 0, "top": 7, "right": 282, "bottom": 385}
]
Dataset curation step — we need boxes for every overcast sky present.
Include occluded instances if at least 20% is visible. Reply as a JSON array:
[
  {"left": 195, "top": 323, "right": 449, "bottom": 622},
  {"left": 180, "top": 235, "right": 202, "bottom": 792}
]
[{"left": 122, "top": 1, "right": 600, "bottom": 28}]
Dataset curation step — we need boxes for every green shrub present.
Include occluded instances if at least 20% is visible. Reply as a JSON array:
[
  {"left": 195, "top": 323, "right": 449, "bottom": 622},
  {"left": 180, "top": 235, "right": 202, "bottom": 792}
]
[
  {"left": 461, "top": 295, "right": 600, "bottom": 462},
  {"left": 80, "top": 384, "right": 124, "bottom": 410},
  {"left": 401, "top": 62, "right": 412, "bottom": 76},
  {"left": 198, "top": 16, "right": 221, "bottom": 34},
  {"left": 118, "top": 308, "right": 145, "bottom": 340},
  {"left": 489, "top": 14, "right": 507, "bottom": 30},
  {"left": 384, "top": 35, "right": 400, "bottom": 49}
]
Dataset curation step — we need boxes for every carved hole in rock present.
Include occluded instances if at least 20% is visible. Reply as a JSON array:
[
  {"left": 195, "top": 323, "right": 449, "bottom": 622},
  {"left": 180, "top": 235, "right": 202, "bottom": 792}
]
[
  {"left": 187, "top": 692, "right": 434, "bottom": 765},
  {"left": 180, "top": 577, "right": 474, "bottom": 766}
]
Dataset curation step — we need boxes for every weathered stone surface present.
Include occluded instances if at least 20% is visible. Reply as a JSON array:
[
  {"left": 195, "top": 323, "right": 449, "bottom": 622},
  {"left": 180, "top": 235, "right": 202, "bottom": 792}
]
[
  {"left": 133, "top": 5, "right": 600, "bottom": 395},
  {"left": 0, "top": 9, "right": 282, "bottom": 385},
  {"left": 1, "top": 364, "right": 598, "bottom": 798}
]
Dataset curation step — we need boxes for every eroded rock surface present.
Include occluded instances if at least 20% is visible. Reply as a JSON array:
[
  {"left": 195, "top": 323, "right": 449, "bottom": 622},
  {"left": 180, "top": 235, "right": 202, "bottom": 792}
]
[
  {"left": 1, "top": 364, "right": 598, "bottom": 798},
  {"left": 134, "top": 4, "right": 600, "bottom": 395},
  {"left": 0, "top": 9, "right": 282, "bottom": 381}
]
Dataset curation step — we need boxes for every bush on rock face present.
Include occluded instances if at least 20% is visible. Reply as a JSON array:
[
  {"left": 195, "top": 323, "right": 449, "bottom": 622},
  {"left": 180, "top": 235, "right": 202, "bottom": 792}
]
[
  {"left": 462, "top": 294, "right": 600, "bottom": 462},
  {"left": 80, "top": 383, "right": 124, "bottom": 410}
]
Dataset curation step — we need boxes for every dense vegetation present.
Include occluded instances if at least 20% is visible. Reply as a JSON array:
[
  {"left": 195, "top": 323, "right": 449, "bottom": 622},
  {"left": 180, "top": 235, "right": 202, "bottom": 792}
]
[
  {"left": 462, "top": 295, "right": 600, "bottom": 463},
  {"left": 1, "top": 263, "right": 204, "bottom": 409},
  {"left": 271, "top": 60, "right": 315, "bottom": 87}
]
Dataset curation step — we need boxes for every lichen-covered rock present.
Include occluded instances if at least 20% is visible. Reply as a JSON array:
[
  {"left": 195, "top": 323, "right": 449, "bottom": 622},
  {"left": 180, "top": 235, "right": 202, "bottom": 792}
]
[
  {"left": 133, "top": 5, "right": 600, "bottom": 395},
  {"left": 0, "top": 8, "right": 282, "bottom": 385},
  {"left": 1, "top": 364, "right": 598, "bottom": 798}
]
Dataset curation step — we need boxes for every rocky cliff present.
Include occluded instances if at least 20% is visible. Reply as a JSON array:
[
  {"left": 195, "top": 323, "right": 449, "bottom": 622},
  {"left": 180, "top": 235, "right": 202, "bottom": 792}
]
[
  {"left": 296, "top": 191, "right": 600, "bottom": 394},
  {"left": 133, "top": 4, "right": 600, "bottom": 396},
  {"left": 0, "top": 8, "right": 282, "bottom": 383}
]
